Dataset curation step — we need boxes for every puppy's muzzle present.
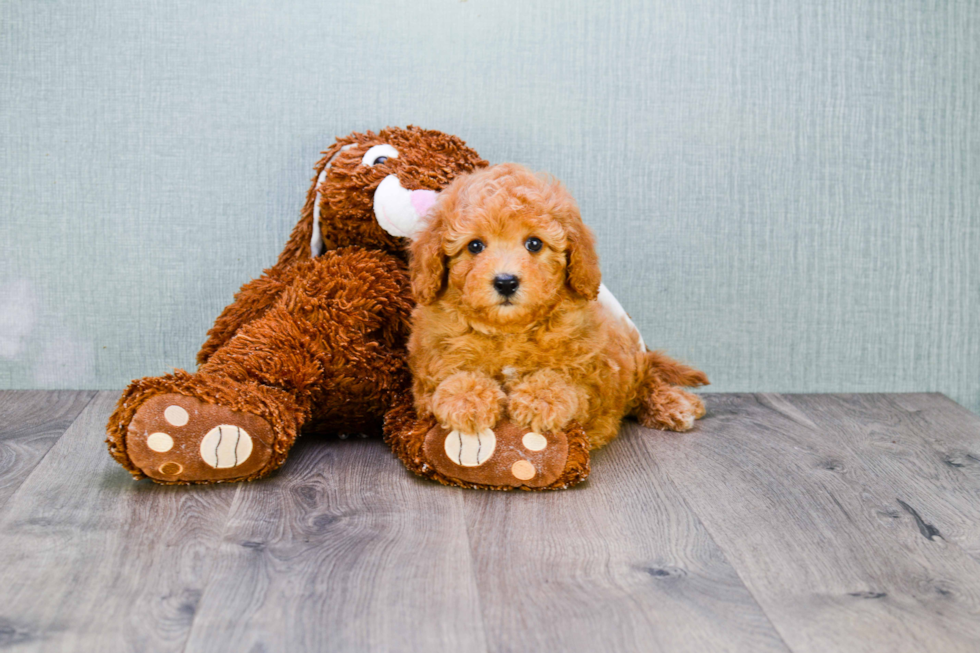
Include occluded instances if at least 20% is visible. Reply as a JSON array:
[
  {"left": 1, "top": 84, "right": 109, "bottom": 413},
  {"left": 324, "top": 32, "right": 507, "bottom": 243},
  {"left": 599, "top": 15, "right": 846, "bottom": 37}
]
[{"left": 493, "top": 274, "right": 520, "bottom": 297}]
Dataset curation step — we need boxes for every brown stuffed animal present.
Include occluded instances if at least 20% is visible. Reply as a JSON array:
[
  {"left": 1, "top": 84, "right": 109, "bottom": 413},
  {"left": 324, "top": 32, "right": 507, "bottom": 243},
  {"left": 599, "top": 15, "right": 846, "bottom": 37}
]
[{"left": 106, "top": 126, "right": 592, "bottom": 489}]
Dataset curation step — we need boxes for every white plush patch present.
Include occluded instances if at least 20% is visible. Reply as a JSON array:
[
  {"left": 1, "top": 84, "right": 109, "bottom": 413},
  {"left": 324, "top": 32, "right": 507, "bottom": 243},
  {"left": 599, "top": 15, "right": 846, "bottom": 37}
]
[
  {"left": 310, "top": 143, "right": 356, "bottom": 257},
  {"left": 444, "top": 428, "right": 496, "bottom": 467},
  {"left": 597, "top": 283, "right": 646, "bottom": 351},
  {"left": 522, "top": 432, "right": 547, "bottom": 451},
  {"left": 164, "top": 405, "right": 189, "bottom": 427},
  {"left": 147, "top": 432, "right": 174, "bottom": 453},
  {"left": 373, "top": 175, "right": 438, "bottom": 239},
  {"left": 511, "top": 459, "right": 536, "bottom": 480},
  {"left": 361, "top": 143, "right": 399, "bottom": 167},
  {"left": 200, "top": 425, "right": 253, "bottom": 469}
]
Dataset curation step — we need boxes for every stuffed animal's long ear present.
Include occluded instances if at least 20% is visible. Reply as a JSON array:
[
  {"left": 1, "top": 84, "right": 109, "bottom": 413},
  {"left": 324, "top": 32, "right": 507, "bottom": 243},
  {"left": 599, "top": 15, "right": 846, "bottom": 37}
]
[
  {"left": 565, "top": 218, "right": 602, "bottom": 300},
  {"left": 275, "top": 140, "right": 349, "bottom": 268},
  {"left": 409, "top": 210, "right": 448, "bottom": 305}
]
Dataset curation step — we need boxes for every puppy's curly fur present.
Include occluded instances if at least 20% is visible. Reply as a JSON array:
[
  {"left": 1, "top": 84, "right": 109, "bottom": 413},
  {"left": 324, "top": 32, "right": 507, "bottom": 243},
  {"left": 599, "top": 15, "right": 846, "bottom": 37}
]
[{"left": 408, "top": 163, "right": 708, "bottom": 450}]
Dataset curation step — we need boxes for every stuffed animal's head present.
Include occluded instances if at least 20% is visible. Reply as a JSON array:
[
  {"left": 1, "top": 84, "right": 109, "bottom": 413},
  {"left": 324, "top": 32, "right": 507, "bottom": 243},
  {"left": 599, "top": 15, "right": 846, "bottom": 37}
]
[
  {"left": 277, "top": 126, "right": 488, "bottom": 266},
  {"left": 410, "top": 163, "right": 601, "bottom": 331}
]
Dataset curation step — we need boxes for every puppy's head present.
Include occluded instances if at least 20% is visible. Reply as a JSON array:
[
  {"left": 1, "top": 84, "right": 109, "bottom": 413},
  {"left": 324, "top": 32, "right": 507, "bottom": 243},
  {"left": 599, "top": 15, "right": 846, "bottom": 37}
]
[{"left": 411, "top": 163, "right": 600, "bottom": 329}]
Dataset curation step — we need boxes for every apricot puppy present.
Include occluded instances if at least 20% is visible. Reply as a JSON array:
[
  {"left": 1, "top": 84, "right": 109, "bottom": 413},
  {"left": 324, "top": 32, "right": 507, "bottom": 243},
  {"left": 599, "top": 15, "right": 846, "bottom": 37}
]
[{"left": 408, "top": 163, "right": 707, "bottom": 450}]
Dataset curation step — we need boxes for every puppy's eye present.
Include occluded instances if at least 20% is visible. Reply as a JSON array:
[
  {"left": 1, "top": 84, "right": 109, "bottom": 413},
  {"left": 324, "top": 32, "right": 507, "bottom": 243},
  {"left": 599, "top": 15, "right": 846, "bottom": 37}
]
[
  {"left": 525, "top": 236, "right": 543, "bottom": 253},
  {"left": 361, "top": 144, "right": 399, "bottom": 167},
  {"left": 467, "top": 240, "right": 485, "bottom": 255}
]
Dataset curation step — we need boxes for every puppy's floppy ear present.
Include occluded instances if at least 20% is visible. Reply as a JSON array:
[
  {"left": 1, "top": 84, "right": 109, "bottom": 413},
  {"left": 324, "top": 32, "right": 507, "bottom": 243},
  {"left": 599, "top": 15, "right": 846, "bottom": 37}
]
[
  {"left": 409, "top": 208, "right": 449, "bottom": 305},
  {"left": 565, "top": 217, "right": 601, "bottom": 300}
]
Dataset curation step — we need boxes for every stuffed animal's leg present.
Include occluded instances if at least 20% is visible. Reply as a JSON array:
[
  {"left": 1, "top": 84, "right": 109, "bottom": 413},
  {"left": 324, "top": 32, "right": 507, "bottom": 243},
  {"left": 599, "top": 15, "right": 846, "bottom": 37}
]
[
  {"left": 115, "top": 297, "right": 344, "bottom": 484},
  {"left": 196, "top": 264, "right": 296, "bottom": 365},
  {"left": 107, "top": 250, "right": 413, "bottom": 484},
  {"left": 197, "top": 251, "right": 413, "bottom": 431}
]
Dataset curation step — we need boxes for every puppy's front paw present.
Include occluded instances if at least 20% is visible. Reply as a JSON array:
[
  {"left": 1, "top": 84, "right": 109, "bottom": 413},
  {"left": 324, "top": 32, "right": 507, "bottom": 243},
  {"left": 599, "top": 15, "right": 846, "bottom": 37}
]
[
  {"left": 638, "top": 386, "right": 705, "bottom": 432},
  {"left": 508, "top": 370, "right": 583, "bottom": 433},
  {"left": 431, "top": 371, "right": 506, "bottom": 433}
]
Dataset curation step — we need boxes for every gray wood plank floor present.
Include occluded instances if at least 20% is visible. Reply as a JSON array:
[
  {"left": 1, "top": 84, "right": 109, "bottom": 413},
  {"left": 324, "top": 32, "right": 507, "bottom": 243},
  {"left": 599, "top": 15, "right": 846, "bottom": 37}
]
[
  {"left": 0, "top": 390, "right": 94, "bottom": 512},
  {"left": 0, "top": 391, "right": 977, "bottom": 653}
]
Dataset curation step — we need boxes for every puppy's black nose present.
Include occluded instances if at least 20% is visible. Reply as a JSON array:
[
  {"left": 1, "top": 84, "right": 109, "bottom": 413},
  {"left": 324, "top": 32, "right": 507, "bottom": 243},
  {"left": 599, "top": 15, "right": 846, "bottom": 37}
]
[{"left": 493, "top": 274, "right": 520, "bottom": 297}]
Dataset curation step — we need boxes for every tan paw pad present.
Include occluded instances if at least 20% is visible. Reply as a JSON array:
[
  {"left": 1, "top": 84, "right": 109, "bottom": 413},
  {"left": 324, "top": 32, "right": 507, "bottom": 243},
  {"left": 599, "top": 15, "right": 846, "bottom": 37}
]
[
  {"left": 200, "top": 425, "right": 253, "bottom": 469},
  {"left": 444, "top": 428, "right": 496, "bottom": 467},
  {"left": 159, "top": 462, "right": 182, "bottom": 476},
  {"left": 146, "top": 432, "right": 174, "bottom": 453},
  {"left": 522, "top": 432, "right": 547, "bottom": 451},
  {"left": 511, "top": 460, "right": 536, "bottom": 480},
  {"left": 164, "top": 405, "right": 189, "bottom": 426}
]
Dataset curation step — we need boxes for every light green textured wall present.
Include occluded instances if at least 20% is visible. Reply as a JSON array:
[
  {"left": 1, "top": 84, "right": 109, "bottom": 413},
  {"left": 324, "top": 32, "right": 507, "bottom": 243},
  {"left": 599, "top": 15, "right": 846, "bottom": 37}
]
[{"left": 1, "top": 0, "right": 978, "bottom": 413}]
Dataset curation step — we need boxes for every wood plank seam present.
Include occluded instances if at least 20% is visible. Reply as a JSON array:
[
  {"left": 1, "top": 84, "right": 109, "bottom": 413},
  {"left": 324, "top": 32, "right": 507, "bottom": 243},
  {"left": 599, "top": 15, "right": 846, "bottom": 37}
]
[
  {"left": 633, "top": 422, "right": 797, "bottom": 653},
  {"left": 878, "top": 393, "right": 980, "bottom": 563},
  {"left": 176, "top": 482, "right": 246, "bottom": 653},
  {"left": 0, "top": 390, "right": 98, "bottom": 517},
  {"left": 462, "top": 427, "right": 794, "bottom": 653},
  {"left": 789, "top": 393, "right": 980, "bottom": 562},
  {"left": 0, "top": 392, "right": 244, "bottom": 651},
  {"left": 179, "top": 437, "right": 490, "bottom": 653},
  {"left": 460, "top": 501, "right": 504, "bottom": 653},
  {"left": 638, "top": 393, "right": 980, "bottom": 652}
]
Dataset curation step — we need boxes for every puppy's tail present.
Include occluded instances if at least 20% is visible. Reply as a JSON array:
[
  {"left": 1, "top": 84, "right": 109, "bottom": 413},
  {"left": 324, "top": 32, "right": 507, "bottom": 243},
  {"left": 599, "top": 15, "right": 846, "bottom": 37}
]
[{"left": 642, "top": 350, "right": 709, "bottom": 388}]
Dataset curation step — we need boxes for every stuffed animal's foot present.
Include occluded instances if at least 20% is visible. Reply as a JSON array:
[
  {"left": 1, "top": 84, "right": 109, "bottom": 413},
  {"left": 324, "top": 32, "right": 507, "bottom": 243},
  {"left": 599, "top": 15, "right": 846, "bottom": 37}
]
[
  {"left": 125, "top": 393, "right": 276, "bottom": 482},
  {"left": 637, "top": 386, "right": 705, "bottom": 432},
  {"left": 107, "top": 371, "right": 303, "bottom": 484},
  {"left": 427, "top": 423, "right": 570, "bottom": 487},
  {"left": 385, "top": 397, "right": 590, "bottom": 490}
]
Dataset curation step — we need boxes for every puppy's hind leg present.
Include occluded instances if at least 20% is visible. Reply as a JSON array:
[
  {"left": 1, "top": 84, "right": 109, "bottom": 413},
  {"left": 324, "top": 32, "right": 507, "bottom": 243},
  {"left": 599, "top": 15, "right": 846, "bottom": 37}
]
[{"left": 634, "top": 352, "right": 707, "bottom": 432}]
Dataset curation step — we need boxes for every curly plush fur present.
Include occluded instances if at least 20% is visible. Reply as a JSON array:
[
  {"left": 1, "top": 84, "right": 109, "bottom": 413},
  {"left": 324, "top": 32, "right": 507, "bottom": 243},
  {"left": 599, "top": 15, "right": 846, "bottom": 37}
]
[
  {"left": 106, "top": 127, "right": 487, "bottom": 483},
  {"left": 408, "top": 164, "right": 708, "bottom": 450}
]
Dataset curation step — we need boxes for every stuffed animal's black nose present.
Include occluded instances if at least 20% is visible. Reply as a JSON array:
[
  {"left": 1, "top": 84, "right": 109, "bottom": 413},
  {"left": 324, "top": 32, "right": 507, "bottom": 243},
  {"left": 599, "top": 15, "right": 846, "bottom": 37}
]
[{"left": 493, "top": 274, "right": 520, "bottom": 297}]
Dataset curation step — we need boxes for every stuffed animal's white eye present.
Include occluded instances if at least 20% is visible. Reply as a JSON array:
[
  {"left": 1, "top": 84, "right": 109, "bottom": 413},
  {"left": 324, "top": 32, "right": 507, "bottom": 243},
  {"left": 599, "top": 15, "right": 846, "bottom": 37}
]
[{"left": 362, "top": 144, "right": 399, "bottom": 166}]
